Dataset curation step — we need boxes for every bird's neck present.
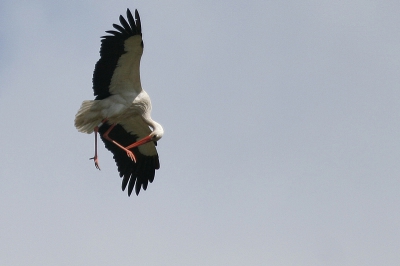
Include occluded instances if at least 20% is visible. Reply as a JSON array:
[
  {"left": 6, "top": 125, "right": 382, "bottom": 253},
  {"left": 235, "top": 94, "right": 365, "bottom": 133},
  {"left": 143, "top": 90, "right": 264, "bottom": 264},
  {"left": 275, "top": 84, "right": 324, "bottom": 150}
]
[{"left": 143, "top": 115, "right": 164, "bottom": 135}]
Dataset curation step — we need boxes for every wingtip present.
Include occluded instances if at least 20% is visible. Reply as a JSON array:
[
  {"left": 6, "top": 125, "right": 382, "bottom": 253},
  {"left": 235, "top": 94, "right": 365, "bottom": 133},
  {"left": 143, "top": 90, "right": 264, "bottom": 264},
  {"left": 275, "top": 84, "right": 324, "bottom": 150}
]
[
  {"left": 134, "top": 9, "right": 142, "bottom": 35},
  {"left": 126, "top": 8, "right": 133, "bottom": 18},
  {"left": 126, "top": 8, "right": 139, "bottom": 17}
]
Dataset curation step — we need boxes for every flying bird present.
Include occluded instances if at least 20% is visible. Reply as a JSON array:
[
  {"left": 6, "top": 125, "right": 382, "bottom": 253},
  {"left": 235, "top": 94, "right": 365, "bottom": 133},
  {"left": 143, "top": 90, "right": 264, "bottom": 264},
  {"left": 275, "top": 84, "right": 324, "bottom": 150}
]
[{"left": 74, "top": 9, "right": 164, "bottom": 196}]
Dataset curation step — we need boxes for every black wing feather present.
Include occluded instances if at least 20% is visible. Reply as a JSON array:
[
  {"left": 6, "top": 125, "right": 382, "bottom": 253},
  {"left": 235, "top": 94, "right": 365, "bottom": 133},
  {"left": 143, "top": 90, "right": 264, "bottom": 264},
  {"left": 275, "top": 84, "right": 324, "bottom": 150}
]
[
  {"left": 92, "top": 9, "right": 143, "bottom": 100},
  {"left": 104, "top": 30, "right": 122, "bottom": 36},
  {"left": 98, "top": 123, "right": 159, "bottom": 196},
  {"left": 127, "top": 9, "right": 137, "bottom": 34},
  {"left": 112, "top": 23, "right": 129, "bottom": 35},
  {"left": 135, "top": 9, "right": 142, "bottom": 35},
  {"left": 119, "top": 15, "right": 133, "bottom": 34}
]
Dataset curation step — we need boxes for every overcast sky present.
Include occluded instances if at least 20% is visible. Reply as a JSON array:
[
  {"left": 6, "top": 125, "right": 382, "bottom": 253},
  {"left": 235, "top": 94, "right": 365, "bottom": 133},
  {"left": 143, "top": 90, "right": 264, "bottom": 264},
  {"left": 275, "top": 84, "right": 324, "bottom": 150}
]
[{"left": 1, "top": 1, "right": 400, "bottom": 265}]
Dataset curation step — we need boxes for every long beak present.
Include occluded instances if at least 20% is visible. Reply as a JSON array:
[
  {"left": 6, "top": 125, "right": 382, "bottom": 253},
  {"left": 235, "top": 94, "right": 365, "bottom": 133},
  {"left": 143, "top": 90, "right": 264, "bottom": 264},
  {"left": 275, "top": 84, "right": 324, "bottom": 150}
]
[{"left": 125, "top": 135, "right": 153, "bottom": 150}]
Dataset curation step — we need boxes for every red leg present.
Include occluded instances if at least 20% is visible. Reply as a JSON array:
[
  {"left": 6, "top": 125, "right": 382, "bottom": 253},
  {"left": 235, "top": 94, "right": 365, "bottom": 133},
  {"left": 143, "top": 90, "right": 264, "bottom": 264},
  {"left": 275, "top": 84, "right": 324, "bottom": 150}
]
[
  {"left": 102, "top": 124, "right": 137, "bottom": 163},
  {"left": 125, "top": 135, "right": 153, "bottom": 150},
  {"left": 90, "top": 119, "right": 108, "bottom": 170}
]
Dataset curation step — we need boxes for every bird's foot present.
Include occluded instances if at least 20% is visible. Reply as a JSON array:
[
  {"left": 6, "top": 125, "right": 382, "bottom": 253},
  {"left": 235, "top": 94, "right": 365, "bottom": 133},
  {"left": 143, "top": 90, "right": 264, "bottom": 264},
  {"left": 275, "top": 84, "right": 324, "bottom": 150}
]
[
  {"left": 125, "top": 149, "right": 137, "bottom": 163},
  {"left": 90, "top": 156, "right": 101, "bottom": 170}
]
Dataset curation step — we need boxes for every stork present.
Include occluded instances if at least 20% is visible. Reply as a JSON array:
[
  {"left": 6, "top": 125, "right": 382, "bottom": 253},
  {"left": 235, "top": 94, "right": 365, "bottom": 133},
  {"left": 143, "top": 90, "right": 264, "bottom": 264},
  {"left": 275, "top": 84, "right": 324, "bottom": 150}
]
[{"left": 74, "top": 9, "right": 164, "bottom": 196}]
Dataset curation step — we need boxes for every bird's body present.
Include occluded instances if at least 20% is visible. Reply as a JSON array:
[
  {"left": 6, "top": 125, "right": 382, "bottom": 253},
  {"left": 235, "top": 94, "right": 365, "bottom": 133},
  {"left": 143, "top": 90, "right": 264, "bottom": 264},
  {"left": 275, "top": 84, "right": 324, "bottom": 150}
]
[{"left": 74, "top": 9, "right": 163, "bottom": 196}]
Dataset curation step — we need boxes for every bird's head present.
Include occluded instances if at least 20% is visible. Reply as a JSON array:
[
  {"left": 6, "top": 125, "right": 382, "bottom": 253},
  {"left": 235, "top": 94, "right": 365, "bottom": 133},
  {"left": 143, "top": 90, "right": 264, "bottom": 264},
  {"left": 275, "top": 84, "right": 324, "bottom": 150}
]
[
  {"left": 143, "top": 118, "right": 164, "bottom": 142},
  {"left": 150, "top": 127, "right": 164, "bottom": 142}
]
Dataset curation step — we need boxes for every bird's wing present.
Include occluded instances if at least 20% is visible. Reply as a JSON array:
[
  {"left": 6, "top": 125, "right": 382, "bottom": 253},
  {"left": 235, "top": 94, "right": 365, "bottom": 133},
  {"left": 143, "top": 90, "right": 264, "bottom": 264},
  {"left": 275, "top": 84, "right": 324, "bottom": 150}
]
[
  {"left": 98, "top": 118, "right": 159, "bottom": 196},
  {"left": 92, "top": 9, "right": 143, "bottom": 100}
]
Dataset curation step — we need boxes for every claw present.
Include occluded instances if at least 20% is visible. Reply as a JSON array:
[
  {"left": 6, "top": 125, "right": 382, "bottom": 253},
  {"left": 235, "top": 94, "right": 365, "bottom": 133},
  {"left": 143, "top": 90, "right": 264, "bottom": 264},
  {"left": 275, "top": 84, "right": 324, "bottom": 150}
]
[
  {"left": 90, "top": 156, "right": 101, "bottom": 170},
  {"left": 126, "top": 150, "right": 137, "bottom": 163}
]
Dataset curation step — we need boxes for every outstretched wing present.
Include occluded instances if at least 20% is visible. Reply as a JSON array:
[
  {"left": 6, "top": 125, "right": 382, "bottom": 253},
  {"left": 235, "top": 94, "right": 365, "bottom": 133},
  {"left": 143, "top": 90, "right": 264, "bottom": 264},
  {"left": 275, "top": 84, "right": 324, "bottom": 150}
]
[
  {"left": 98, "top": 120, "right": 160, "bottom": 196},
  {"left": 92, "top": 9, "right": 143, "bottom": 100}
]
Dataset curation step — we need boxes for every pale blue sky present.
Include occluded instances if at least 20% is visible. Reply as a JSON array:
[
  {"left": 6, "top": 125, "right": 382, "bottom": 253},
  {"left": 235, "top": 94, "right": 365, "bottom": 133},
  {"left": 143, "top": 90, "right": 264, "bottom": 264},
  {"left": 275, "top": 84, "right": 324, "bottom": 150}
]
[{"left": 1, "top": 1, "right": 400, "bottom": 265}]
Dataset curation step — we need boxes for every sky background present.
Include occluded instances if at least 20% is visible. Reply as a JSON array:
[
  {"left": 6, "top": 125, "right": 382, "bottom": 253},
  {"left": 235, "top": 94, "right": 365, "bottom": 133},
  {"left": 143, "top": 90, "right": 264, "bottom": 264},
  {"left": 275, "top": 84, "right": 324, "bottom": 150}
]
[{"left": 1, "top": 0, "right": 400, "bottom": 265}]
